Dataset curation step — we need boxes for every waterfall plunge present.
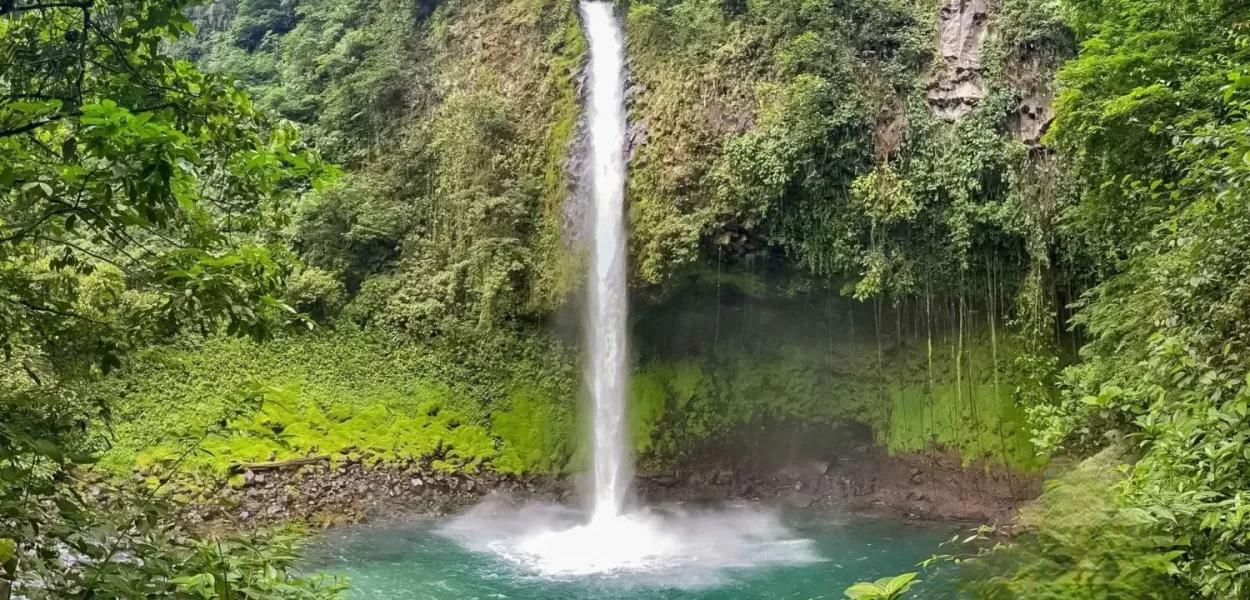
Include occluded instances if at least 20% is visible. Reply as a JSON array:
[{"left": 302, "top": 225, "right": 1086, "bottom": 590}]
[
  {"left": 439, "top": 3, "right": 817, "bottom": 580},
  {"left": 495, "top": 5, "right": 686, "bottom": 573},
  {"left": 581, "top": 0, "right": 630, "bottom": 523}
]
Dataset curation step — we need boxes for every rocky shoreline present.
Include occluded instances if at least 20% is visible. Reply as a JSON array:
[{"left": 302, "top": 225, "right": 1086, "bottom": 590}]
[
  {"left": 187, "top": 447, "right": 1038, "bottom": 528},
  {"left": 639, "top": 448, "right": 1038, "bottom": 524}
]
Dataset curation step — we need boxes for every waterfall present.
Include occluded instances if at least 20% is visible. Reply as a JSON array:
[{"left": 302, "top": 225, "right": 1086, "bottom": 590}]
[
  {"left": 443, "top": 1, "right": 816, "bottom": 577},
  {"left": 580, "top": 0, "right": 630, "bottom": 522}
]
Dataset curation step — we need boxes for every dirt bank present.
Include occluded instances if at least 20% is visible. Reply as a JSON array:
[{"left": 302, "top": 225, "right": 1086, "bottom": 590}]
[
  {"left": 638, "top": 448, "right": 1038, "bottom": 523},
  {"left": 186, "top": 458, "right": 572, "bottom": 528},
  {"left": 189, "top": 447, "right": 1037, "bottom": 527}
]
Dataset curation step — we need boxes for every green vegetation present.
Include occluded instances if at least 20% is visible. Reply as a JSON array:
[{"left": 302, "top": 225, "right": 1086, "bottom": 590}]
[
  {"left": 629, "top": 338, "right": 1039, "bottom": 470},
  {"left": 952, "top": 450, "right": 1192, "bottom": 600},
  {"left": 121, "top": 0, "right": 1066, "bottom": 489},
  {"left": 843, "top": 572, "right": 920, "bottom": 600},
  {"left": 7, "top": 0, "right": 1250, "bottom": 594},
  {"left": 878, "top": 448, "right": 1193, "bottom": 599},
  {"left": 871, "top": 0, "right": 1250, "bottom": 597},
  {"left": 95, "top": 290, "right": 1040, "bottom": 479},
  {"left": 97, "top": 329, "right": 577, "bottom": 476},
  {"left": 0, "top": 0, "right": 342, "bottom": 594}
]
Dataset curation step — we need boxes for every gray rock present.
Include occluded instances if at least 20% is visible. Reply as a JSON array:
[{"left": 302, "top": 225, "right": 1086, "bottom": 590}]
[
  {"left": 785, "top": 492, "right": 815, "bottom": 508},
  {"left": 928, "top": 0, "right": 989, "bottom": 120},
  {"left": 652, "top": 475, "right": 679, "bottom": 487},
  {"left": 1007, "top": 56, "right": 1057, "bottom": 146}
]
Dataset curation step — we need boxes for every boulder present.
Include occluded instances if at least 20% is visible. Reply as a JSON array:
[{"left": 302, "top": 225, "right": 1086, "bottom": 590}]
[{"left": 785, "top": 491, "right": 815, "bottom": 508}]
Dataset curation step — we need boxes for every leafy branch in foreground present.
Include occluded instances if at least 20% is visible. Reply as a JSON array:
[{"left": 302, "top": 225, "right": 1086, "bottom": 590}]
[
  {"left": 1, "top": 0, "right": 342, "bottom": 596},
  {"left": 850, "top": 450, "right": 1193, "bottom": 600},
  {"left": 843, "top": 572, "right": 920, "bottom": 600},
  {"left": 2, "top": 0, "right": 338, "bottom": 378},
  {"left": 1, "top": 380, "right": 346, "bottom": 599}
]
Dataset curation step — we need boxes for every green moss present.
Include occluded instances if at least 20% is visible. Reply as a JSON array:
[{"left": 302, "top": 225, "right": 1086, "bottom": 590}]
[
  {"left": 94, "top": 328, "right": 579, "bottom": 476},
  {"left": 98, "top": 303, "right": 1042, "bottom": 480},
  {"left": 886, "top": 380, "right": 1040, "bottom": 470},
  {"left": 628, "top": 370, "right": 668, "bottom": 453},
  {"left": 138, "top": 399, "right": 501, "bottom": 476},
  {"left": 532, "top": 14, "right": 590, "bottom": 310},
  {"left": 492, "top": 386, "right": 574, "bottom": 474},
  {"left": 626, "top": 330, "right": 1043, "bottom": 472}
]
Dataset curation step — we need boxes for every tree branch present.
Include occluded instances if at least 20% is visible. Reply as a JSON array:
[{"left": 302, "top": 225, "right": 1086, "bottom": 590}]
[
  {"left": 0, "top": 102, "right": 176, "bottom": 137},
  {"left": 0, "top": 115, "right": 71, "bottom": 137},
  {"left": 75, "top": 5, "right": 90, "bottom": 105},
  {"left": 0, "top": 1, "right": 90, "bottom": 14},
  {"left": 0, "top": 208, "right": 73, "bottom": 243},
  {"left": 0, "top": 296, "right": 109, "bottom": 325},
  {"left": 34, "top": 235, "right": 144, "bottom": 279}
]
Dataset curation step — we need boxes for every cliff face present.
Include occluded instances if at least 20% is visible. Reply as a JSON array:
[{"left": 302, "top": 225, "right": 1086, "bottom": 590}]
[
  {"left": 142, "top": 0, "right": 1076, "bottom": 475},
  {"left": 928, "top": 0, "right": 989, "bottom": 120},
  {"left": 185, "top": 0, "right": 1070, "bottom": 307}
]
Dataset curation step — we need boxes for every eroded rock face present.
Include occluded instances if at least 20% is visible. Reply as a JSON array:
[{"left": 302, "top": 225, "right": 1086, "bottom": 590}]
[
  {"left": 184, "top": 460, "right": 571, "bottom": 528},
  {"left": 637, "top": 449, "right": 1038, "bottom": 523},
  {"left": 928, "top": 0, "right": 990, "bottom": 120},
  {"left": 876, "top": 96, "right": 907, "bottom": 160},
  {"left": 183, "top": 447, "right": 1037, "bottom": 527},
  {"left": 1007, "top": 54, "right": 1056, "bottom": 147}
]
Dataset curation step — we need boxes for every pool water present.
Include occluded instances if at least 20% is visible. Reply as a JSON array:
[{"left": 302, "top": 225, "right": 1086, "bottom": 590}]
[{"left": 305, "top": 507, "right": 958, "bottom": 600}]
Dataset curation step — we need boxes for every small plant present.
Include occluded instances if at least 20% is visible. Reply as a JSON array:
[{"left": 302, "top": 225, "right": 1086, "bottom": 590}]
[{"left": 844, "top": 572, "right": 920, "bottom": 600}]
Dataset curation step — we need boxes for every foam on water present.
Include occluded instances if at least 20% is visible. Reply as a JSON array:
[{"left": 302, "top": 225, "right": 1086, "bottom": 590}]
[{"left": 440, "top": 501, "right": 820, "bottom": 585}]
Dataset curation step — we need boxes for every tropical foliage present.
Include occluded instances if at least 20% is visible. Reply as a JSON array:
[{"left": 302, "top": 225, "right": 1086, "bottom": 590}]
[
  {"left": 1, "top": 0, "right": 338, "bottom": 595},
  {"left": 1028, "top": 1, "right": 1250, "bottom": 596},
  {"left": 867, "top": 0, "right": 1250, "bottom": 597},
  {"left": 8, "top": 0, "right": 1250, "bottom": 595},
  {"left": 843, "top": 572, "right": 919, "bottom": 600}
]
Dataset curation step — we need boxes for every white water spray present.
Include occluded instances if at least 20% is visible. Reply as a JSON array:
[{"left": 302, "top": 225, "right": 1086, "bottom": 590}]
[
  {"left": 582, "top": 0, "right": 630, "bottom": 522},
  {"left": 440, "top": 3, "right": 818, "bottom": 580}
]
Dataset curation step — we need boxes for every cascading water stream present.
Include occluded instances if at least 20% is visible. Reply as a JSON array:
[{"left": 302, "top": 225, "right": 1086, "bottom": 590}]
[
  {"left": 439, "top": 2, "right": 816, "bottom": 580},
  {"left": 581, "top": 0, "right": 630, "bottom": 523}
]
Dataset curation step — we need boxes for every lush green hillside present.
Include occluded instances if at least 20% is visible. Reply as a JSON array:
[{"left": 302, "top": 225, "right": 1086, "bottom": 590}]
[
  {"left": 9, "top": 0, "right": 1250, "bottom": 595},
  {"left": 176, "top": 0, "right": 1071, "bottom": 308},
  {"left": 89, "top": 0, "right": 1073, "bottom": 479},
  {"left": 157, "top": 0, "right": 1250, "bottom": 593},
  {"left": 98, "top": 285, "right": 1041, "bottom": 479}
]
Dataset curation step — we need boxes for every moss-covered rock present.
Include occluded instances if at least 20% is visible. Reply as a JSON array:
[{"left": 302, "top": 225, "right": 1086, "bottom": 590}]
[{"left": 94, "top": 328, "right": 578, "bottom": 476}]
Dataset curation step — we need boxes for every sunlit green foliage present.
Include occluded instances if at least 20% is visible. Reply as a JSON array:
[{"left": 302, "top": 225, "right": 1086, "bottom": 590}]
[
  {"left": 619, "top": 0, "right": 1070, "bottom": 308},
  {"left": 1, "top": 0, "right": 332, "bottom": 376},
  {"left": 95, "top": 328, "right": 578, "bottom": 475},
  {"left": 179, "top": 0, "right": 1074, "bottom": 335},
  {"left": 24, "top": 0, "right": 1250, "bottom": 594},
  {"left": 844, "top": 572, "right": 919, "bottom": 600},
  {"left": 1046, "top": 0, "right": 1247, "bottom": 266},
  {"left": 183, "top": 0, "right": 586, "bottom": 328}
]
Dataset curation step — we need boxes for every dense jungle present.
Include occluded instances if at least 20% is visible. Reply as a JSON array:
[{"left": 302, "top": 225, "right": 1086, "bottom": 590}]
[{"left": 3, "top": 0, "right": 1250, "bottom": 596}]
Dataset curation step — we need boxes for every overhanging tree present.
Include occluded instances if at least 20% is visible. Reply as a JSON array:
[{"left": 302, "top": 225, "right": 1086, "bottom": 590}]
[{"left": 0, "top": 0, "right": 341, "bottom": 596}]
